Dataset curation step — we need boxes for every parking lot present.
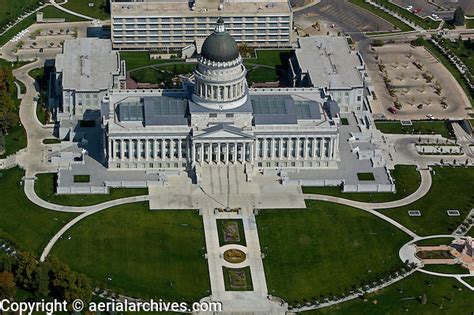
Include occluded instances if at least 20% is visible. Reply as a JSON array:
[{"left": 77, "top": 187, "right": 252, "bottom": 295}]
[
  {"left": 390, "top": 0, "right": 439, "bottom": 18},
  {"left": 294, "top": 0, "right": 394, "bottom": 35},
  {"left": 370, "top": 43, "right": 471, "bottom": 120}
]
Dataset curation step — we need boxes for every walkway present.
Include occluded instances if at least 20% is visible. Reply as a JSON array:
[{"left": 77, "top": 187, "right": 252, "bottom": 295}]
[{"left": 49, "top": 0, "right": 95, "bottom": 21}]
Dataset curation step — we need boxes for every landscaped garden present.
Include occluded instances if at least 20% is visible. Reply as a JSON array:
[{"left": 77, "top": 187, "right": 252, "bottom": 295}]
[
  {"left": 244, "top": 50, "right": 293, "bottom": 85},
  {"left": 422, "top": 264, "right": 470, "bottom": 275},
  {"left": 39, "top": 5, "right": 87, "bottom": 22},
  {"left": 217, "top": 219, "right": 246, "bottom": 247},
  {"left": 307, "top": 272, "right": 474, "bottom": 314},
  {"left": 375, "top": 120, "right": 455, "bottom": 139},
  {"left": 303, "top": 165, "right": 421, "bottom": 203},
  {"left": 119, "top": 51, "right": 172, "bottom": 71},
  {"left": 0, "top": 168, "right": 77, "bottom": 255},
  {"left": 0, "top": 0, "right": 39, "bottom": 30},
  {"left": 379, "top": 167, "right": 474, "bottom": 236},
  {"left": 257, "top": 200, "right": 411, "bottom": 304},
  {"left": 35, "top": 173, "right": 148, "bottom": 206},
  {"left": 223, "top": 267, "right": 253, "bottom": 291},
  {"left": 51, "top": 206, "right": 210, "bottom": 301}
]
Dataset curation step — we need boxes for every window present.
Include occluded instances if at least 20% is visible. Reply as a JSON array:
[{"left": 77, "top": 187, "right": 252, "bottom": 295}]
[
  {"left": 209, "top": 113, "right": 217, "bottom": 118},
  {"left": 226, "top": 113, "right": 234, "bottom": 118}
]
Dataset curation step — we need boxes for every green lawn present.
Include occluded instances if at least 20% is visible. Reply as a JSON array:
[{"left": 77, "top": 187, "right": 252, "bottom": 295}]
[
  {"left": 244, "top": 50, "right": 293, "bottom": 84},
  {"left": 257, "top": 200, "right": 411, "bottom": 304},
  {"left": 375, "top": 120, "right": 454, "bottom": 139},
  {"left": 130, "top": 62, "right": 194, "bottom": 85},
  {"left": 0, "top": 168, "right": 77, "bottom": 255},
  {"left": 39, "top": 5, "right": 87, "bottom": 22},
  {"left": 120, "top": 52, "right": 171, "bottom": 71},
  {"left": 0, "top": 0, "right": 39, "bottom": 29},
  {"left": 0, "top": 123, "right": 26, "bottom": 158},
  {"left": 52, "top": 206, "right": 210, "bottom": 301},
  {"left": 308, "top": 272, "right": 474, "bottom": 314},
  {"left": 35, "top": 173, "right": 148, "bottom": 206},
  {"left": 303, "top": 165, "right": 421, "bottom": 203},
  {"left": 348, "top": 0, "right": 413, "bottom": 32},
  {"left": 357, "top": 172, "right": 375, "bottom": 181},
  {"left": 440, "top": 38, "right": 474, "bottom": 85},
  {"left": 0, "top": 13, "right": 36, "bottom": 46},
  {"left": 62, "top": 0, "right": 110, "bottom": 20},
  {"left": 467, "top": 19, "right": 474, "bottom": 29},
  {"left": 422, "top": 264, "right": 470, "bottom": 275},
  {"left": 415, "top": 237, "right": 454, "bottom": 246},
  {"left": 468, "top": 227, "right": 474, "bottom": 237},
  {"left": 379, "top": 167, "right": 474, "bottom": 236}
]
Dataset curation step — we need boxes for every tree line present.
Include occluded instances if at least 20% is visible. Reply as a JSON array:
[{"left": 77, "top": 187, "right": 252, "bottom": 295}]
[
  {"left": 0, "top": 249, "right": 92, "bottom": 307},
  {"left": 0, "top": 65, "right": 19, "bottom": 135}
]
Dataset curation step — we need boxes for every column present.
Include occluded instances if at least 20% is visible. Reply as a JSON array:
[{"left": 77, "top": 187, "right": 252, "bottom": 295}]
[
  {"left": 319, "top": 138, "right": 324, "bottom": 159},
  {"left": 108, "top": 139, "right": 112, "bottom": 160},
  {"left": 192, "top": 143, "right": 196, "bottom": 164},
  {"left": 304, "top": 138, "right": 308, "bottom": 160},
  {"left": 178, "top": 139, "right": 182, "bottom": 159},
  {"left": 169, "top": 139, "right": 174, "bottom": 160},
  {"left": 161, "top": 139, "right": 166, "bottom": 159},
  {"left": 263, "top": 138, "right": 267, "bottom": 159},
  {"left": 217, "top": 143, "right": 221, "bottom": 164},
  {"left": 279, "top": 138, "right": 283, "bottom": 158},
  {"left": 120, "top": 139, "right": 125, "bottom": 160},
  {"left": 296, "top": 138, "right": 300, "bottom": 159},
  {"left": 130, "top": 139, "right": 135, "bottom": 160},
  {"left": 312, "top": 138, "right": 317, "bottom": 159},
  {"left": 250, "top": 141, "right": 254, "bottom": 163},
  {"left": 233, "top": 142, "right": 238, "bottom": 163},
  {"left": 153, "top": 139, "right": 158, "bottom": 160},
  {"left": 145, "top": 139, "right": 150, "bottom": 160},
  {"left": 329, "top": 138, "right": 334, "bottom": 159},
  {"left": 225, "top": 142, "right": 229, "bottom": 164},
  {"left": 286, "top": 138, "right": 291, "bottom": 159},
  {"left": 271, "top": 138, "right": 276, "bottom": 160}
]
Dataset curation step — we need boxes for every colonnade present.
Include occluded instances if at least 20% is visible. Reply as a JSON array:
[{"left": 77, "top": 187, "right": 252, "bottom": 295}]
[
  {"left": 108, "top": 138, "right": 188, "bottom": 161},
  {"left": 194, "top": 80, "right": 245, "bottom": 102},
  {"left": 192, "top": 141, "right": 253, "bottom": 165},
  {"left": 256, "top": 136, "right": 338, "bottom": 160}
]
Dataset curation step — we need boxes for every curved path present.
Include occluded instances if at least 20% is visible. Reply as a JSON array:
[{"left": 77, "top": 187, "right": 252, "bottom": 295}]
[{"left": 49, "top": 0, "right": 95, "bottom": 21}]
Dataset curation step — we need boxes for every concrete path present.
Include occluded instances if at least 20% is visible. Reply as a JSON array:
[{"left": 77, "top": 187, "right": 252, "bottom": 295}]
[{"left": 201, "top": 208, "right": 286, "bottom": 314}]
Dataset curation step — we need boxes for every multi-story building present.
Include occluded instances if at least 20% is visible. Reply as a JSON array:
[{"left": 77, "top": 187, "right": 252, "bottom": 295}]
[
  {"left": 103, "top": 18, "right": 339, "bottom": 179},
  {"left": 290, "top": 36, "right": 368, "bottom": 112},
  {"left": 110, "top": 0, "right": 293, "bottom": 51}
]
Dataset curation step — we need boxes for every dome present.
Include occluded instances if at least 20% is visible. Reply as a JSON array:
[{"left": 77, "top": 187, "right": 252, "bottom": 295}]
[{"left": 200, "top": 18, "right": 240, "bottom": 63}]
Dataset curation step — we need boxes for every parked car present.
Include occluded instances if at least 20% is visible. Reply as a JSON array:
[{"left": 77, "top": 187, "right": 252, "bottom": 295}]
[
  {"left": 426, "top": 114, "right": 434, "bottom": 119},
  {"left": 388, "top": 107, "right": 397, "bottom": 114},
  {"left": 413, "top": 8, "right": 422, "bottom": 14},
  {"left": 406, "top": 5, "right": 413, "bottom": 11}
]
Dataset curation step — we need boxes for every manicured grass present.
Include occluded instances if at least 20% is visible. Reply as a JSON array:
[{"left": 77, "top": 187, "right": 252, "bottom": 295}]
[
  {"left": 422, "top": 264, "right": 470, "bottom": 275},
  {"left": 415, "top": 237, "right": 454, "bottom": 246},
  {"left": 42, "top": 138, "right": 61, "bottom": 144},
  {"left": 35, "top": 173, "right": 148, "bottom": 206},
  {"left": 468, "top": 227, "right": 474, "bottom": 237},
  {"left": 0, "top": 123, "right": 26, "bottom": 158},
  {"left": 73, "top": 175, "right": 90, "bottom": 183},
  {"left": 222, "top": 267, "right": 253, "bottom": 291},
  {"left": 130, "top": 62, "right": 194, "bottom": 85},
  {"left": 62, "top": 0, "right": 110, "bottom": 20},
  {"left": 467, "top": 19, "right": 474, "bottom": 29},
  {"left": 379, "top": 167, "right": 474, "bottom": 236},
  {"left": 120, "top": 51, "right": 170, "bottom": 71},
  {"left": 348, "top": 0, "right": 413, "bottom": 32},
  {"left": 216, "top": 219, "right": 246, "bottom": 247},
  {"left": 244, "top": 50, "right": 293, "bottom": 84},
  {"left": 303, "top": 165, "right": 421, "bottom": 203},
  {"left": 257, "top": 200, "right": 411, "bottom": 303},
  {"left": 375, "top": 120, "right": 454, "bottom": 139},
  {"left": 0, "top": 0, "right": 38, "bottom": 29},
  {"left": 357, "top": 172, "right": 375, "bottom": 181},
  {"left": 440, "top": 38, "right": 474, "bottom": 83},
  {"left": 39, "top": 5, "right": 87, "bottom": 22},
  {"left": 0, "top": 13, "right": 36, "bottom": 46},
  {"left": 309, "top": 272, "right": 474, "bottom": 314},
  {"left": 52, "top": 206, "right": 210, "bottom": 301},
  {"left": 0, "top": 168, "right": 77, "bottom": 255}
]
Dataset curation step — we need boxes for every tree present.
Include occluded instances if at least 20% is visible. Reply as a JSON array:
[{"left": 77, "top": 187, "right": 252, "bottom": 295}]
[
  {"left": 14, "top": 251, "right": 37, "bottom": 290},
  {"left": 452, "top": 6, "right": 465, "bottom": 26},
  {"left": 0, "top": 271, "right": 16, "bottom": 299},
  {"left": 0, "top": 252, "right": 15, "bottom": 272},
  {"left": 33, "top": 262, "right": 51, "bottom": 299}
]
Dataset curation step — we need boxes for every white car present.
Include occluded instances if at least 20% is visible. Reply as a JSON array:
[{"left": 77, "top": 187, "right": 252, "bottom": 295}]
[
  {"left": 426, "top": 114, "right": 434, "bottom": 119},
  {"left": 407, "top": 5, "right": 413, "bottom": 11}
]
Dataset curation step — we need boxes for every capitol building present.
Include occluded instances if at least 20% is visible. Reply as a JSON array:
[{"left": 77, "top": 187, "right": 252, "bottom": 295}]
[
  {"left": 104, "top": 18, "right": 339, "bottom": 180},
  {"left": 52, "top": 19, "right": 394, "bottom": 194}
]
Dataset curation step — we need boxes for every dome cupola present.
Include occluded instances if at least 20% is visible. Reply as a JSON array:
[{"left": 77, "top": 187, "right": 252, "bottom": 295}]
[{"left": 192, "top": 18, "right": 248, "bottom": 111}]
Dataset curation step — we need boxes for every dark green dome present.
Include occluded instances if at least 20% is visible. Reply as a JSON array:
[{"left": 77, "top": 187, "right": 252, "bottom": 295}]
[{"left": 200, "top": 19, "right": 239, "bottom": 63}]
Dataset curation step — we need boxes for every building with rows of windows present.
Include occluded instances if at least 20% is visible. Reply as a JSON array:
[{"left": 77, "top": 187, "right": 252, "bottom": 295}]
[
  {"left": 103, "top": 19, "right": 339, "bottom": 180},
  {"left": 110, "top": 0, "right": 293, "bottom": 51}
]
